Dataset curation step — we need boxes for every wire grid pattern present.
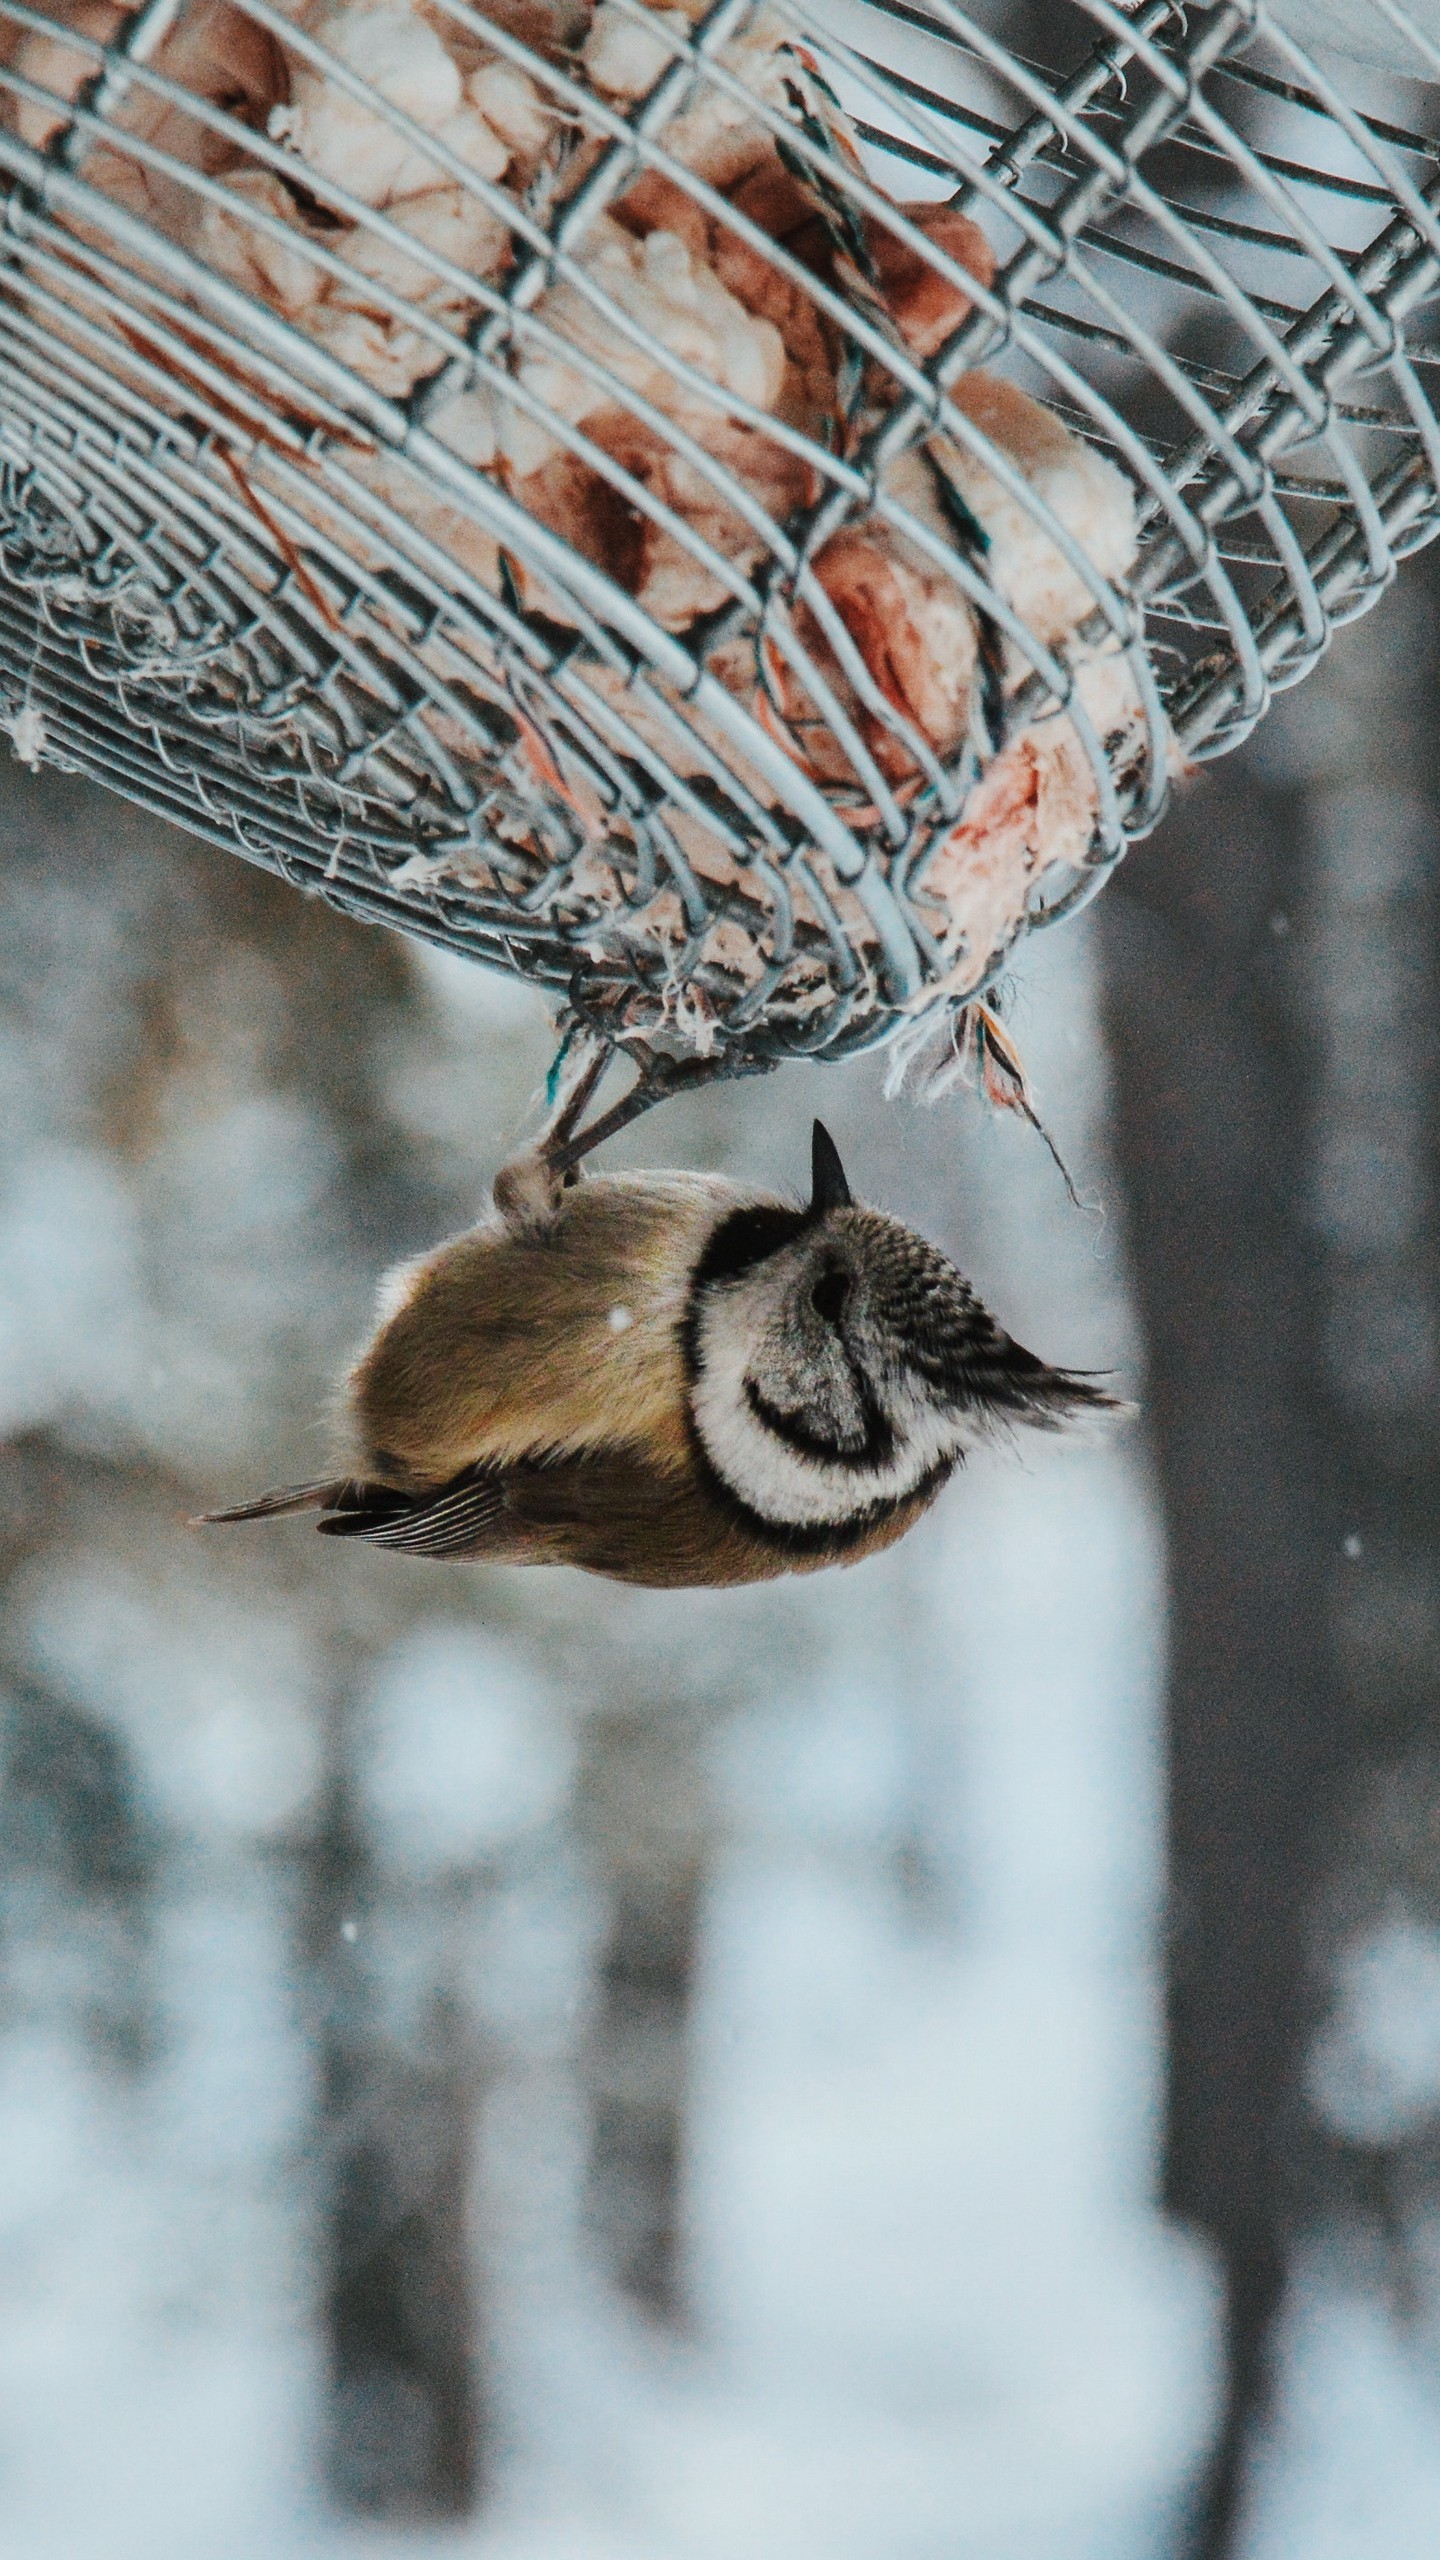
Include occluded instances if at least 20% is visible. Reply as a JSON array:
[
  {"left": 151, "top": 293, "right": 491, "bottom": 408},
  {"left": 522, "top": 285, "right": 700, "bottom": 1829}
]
[{"left": 0, "top": 0, "right": 1437, "bottom": 1065}]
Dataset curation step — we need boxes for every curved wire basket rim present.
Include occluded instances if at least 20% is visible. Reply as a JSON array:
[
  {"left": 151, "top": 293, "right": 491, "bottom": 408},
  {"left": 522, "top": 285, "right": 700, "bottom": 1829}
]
[{"left": 0, "top": 0, "right": 1437, "bottom": 1073}]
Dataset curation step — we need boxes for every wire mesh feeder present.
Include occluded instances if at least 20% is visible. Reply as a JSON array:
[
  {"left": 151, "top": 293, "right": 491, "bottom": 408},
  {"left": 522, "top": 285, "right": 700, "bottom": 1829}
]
[{"left": 0, "top": 0, "right": 1438, "bottom": 1123}]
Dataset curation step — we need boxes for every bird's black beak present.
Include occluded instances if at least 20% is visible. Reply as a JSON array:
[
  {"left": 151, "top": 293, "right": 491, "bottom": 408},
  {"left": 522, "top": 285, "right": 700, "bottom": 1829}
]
[{"left": 809, "top": 1120, "right": 852, "bottom": 1216}]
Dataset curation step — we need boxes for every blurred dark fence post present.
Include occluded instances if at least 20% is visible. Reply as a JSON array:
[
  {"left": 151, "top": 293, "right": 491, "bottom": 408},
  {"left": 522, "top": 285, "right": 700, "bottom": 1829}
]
[
  {"left": 1100, "top": 766, "right": 1343, "bottom": 2558},
  {"left": 581, "top": 1709, "right": 707, "bottom": 2325},
  {"left": 311, "top": 1689, "right": 487, "bottom": 2522},
  {"left": 1101, "top": 546, "right": 1440, "bottom": 2556}
]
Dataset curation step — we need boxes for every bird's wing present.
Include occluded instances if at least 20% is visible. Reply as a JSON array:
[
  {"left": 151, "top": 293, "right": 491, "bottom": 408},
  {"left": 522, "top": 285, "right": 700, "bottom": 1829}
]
[
  {"left": 312, "top": 1446, "right": 731, "bottom": 1580},
  {"left": 314, "top": 1465, "right": 513, "bottom": 1558}
]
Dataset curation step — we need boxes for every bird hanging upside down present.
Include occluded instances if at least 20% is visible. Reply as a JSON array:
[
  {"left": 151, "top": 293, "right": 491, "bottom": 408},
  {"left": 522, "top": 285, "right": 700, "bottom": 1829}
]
[{"left": 202, "top": 1123, "right": 1115, "bottom": 1587}]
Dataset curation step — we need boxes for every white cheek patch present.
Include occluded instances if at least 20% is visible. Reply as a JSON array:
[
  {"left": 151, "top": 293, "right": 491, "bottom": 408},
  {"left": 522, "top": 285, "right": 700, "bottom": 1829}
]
[{"left": 690, "top": 1288, "right": 967, "bottom": 1529}]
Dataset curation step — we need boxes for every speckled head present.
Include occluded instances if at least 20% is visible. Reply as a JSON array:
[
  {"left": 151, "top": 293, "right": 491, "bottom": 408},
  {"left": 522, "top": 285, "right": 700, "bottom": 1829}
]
[{"left": 684, "top": 1121, "right": 1115, "bottom": 1534}]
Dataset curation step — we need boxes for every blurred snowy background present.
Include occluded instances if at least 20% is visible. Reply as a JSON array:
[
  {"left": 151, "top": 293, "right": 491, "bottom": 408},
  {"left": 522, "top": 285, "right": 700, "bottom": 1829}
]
[
  {"left": 5, "top": 540, "right": 1440, "bottom": 2560},
  {"left": 0, "top": 735, "right": 1207, "bottom": 2560}
]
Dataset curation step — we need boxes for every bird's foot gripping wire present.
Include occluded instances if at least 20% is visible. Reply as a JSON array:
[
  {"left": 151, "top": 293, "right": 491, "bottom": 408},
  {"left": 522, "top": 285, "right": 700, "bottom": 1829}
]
[{"left": 490, "top": 1025, "right": 764, "bottom": 1232}]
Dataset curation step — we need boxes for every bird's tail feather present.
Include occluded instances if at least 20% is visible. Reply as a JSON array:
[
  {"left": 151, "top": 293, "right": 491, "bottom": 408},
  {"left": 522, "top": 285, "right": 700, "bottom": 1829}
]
[{"left": 195, "top": 1479, "right": 346, "bottom": 1526}]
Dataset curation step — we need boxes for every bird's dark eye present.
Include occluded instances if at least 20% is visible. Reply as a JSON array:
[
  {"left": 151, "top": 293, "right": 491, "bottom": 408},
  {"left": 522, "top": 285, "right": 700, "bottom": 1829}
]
[{"left": 811, "top": 1264, "right": 850, "bottom": 1325}]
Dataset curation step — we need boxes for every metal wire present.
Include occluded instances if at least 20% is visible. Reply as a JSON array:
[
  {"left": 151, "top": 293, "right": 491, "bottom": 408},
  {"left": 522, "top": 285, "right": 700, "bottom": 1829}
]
[{"left": 0, "top": 0, "right": 1436, "bottom": 1066}]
